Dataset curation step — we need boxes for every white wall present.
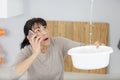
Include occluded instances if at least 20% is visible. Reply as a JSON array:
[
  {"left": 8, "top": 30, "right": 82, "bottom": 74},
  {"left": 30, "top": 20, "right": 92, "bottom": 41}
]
[{"left": 0, "top": 0, "right": 120, "bottom": 74}]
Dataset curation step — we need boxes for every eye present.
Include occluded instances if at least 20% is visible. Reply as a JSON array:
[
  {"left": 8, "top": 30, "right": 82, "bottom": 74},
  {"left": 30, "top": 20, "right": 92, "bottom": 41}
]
[
  {"left": 34, "top": 29, "right": 41, "bottom": 33},
  {"left": 36, "top": 29, "right": 40, "bottom": 32}
]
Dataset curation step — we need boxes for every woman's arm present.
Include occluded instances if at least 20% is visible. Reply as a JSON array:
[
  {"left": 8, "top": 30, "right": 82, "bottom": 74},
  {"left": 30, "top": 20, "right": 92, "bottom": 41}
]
[
  {"left": 12, "top": 32, "right": 44, "bottom": 79},
  {"left": 14, "top": 52, "right": 39, "bottom": 77}
]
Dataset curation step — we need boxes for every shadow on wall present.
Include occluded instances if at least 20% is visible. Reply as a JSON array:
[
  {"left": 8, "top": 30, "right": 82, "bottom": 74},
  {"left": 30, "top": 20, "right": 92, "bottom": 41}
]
[{"left": 118, "top": 40, "right": 120, "bottom": 50}]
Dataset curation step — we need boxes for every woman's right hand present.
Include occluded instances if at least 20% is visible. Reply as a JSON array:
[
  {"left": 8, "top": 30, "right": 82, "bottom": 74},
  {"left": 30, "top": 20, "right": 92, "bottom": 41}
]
[{"left": 27, "top": 31, "right": 44, "bottom": 55}]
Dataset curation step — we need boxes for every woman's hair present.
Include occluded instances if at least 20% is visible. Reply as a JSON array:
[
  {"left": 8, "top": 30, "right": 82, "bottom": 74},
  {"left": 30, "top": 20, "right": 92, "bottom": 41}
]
[{"left": 20, "top": 18, "right": 47, "bottom": 49}]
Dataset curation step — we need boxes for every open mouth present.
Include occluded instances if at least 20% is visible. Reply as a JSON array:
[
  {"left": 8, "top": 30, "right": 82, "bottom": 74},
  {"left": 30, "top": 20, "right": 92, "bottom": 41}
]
[{"left": 44, "top": 38, "right": 48, "bottom": 41}]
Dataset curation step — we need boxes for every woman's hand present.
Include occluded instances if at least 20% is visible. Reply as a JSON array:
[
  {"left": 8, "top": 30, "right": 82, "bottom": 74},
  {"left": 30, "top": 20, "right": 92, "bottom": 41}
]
[
  {"left": 27, "top": 30, "right": 44, "bottom": 55},
  {"left": 94, "top": 41, "right": 105, "bottom": 48}
]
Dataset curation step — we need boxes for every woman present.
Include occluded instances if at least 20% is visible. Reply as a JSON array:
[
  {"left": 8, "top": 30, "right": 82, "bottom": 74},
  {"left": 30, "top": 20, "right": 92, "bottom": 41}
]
[{"left": 10, "top": 18, "right": 95, "bottom": 80}]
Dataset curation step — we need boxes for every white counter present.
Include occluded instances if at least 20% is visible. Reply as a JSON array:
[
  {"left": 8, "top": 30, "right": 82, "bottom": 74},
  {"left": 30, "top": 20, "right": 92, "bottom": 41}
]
[
  {"left": 64, "top": 72, "right": 120, "bottom": 80},
  {"left": 0, "top": 67, "right": 120, "bottom": 80}
]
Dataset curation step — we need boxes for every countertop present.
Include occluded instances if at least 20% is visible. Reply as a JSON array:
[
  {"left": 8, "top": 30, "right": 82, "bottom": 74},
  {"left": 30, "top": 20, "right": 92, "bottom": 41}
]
[{"left": 0, "top": 67, "right": 120, "bottom": 80}]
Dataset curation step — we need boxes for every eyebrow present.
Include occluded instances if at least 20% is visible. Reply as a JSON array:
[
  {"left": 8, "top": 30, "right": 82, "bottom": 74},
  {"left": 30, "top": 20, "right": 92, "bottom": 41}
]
[{"left": 32, "top": 23, "right": 42, "bottom": 29}]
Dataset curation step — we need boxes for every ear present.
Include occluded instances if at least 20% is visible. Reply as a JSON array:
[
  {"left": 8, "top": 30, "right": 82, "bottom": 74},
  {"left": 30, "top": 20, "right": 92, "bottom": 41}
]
[{"left": 27, "top": 36, "right": 30, "bottom": 40}]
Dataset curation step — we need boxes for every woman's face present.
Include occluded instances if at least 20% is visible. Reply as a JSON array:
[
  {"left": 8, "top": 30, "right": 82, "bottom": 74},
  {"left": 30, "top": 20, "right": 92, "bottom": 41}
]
[{"left": 32, "top": 23, "right": 50, "bottom": 46}]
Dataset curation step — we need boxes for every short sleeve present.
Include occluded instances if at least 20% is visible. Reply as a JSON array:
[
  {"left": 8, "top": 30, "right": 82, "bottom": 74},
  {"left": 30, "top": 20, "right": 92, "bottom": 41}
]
[
  {"left": 9, "top": 45, "right": 32, "bottom": 80},
  {"left": 13, "top": 45, "right": 32, "bottom": 65}
]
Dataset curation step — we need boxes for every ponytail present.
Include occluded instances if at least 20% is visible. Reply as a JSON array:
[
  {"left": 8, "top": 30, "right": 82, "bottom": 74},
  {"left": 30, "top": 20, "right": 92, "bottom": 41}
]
[{"left": 21, "top": 37, "right": 30, "bottom": 49}]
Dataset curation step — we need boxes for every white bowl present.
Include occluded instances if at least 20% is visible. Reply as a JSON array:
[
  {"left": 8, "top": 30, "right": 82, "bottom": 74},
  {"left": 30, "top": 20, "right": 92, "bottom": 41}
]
[{"left": 68, "top": 45, "right": 113, "bottom": 70}]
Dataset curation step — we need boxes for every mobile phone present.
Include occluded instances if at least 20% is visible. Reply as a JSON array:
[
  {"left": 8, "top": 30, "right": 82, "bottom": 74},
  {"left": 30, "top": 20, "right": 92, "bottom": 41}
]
[{"left": 28, "top": 30, "right": 34, "bottom": 38}]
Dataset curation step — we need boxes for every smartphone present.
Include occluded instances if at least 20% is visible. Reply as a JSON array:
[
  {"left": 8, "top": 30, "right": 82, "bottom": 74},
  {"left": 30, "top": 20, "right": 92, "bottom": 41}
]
[{"left": 28, "top": 30, "right": 34, "bottom": 38}]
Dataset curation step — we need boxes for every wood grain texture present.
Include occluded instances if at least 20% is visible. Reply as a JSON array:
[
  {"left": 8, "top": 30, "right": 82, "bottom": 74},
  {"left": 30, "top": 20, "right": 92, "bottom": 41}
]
[{"left": 47, "top": 21, "right": 108, "bottom": 74}]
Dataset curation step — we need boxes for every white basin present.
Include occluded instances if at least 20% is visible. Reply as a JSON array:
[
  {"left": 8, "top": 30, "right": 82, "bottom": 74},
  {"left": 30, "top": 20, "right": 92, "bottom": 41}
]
[{"left": 68, "top": 45, "right": 113, "bottom": 70}]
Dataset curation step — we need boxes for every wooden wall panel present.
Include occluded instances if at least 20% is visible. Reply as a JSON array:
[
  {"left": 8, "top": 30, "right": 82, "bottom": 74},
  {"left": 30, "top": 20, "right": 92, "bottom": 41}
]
[
  {"left": 47, "top": 21, "right": 108, "bottom": 74},
  {"left": 92, "top": 23, "right": 108, "bottom": 45}
]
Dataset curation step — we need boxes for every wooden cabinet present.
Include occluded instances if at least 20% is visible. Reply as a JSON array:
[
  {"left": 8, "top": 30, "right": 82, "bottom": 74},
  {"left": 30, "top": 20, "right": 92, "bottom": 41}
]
[{"left": 0, "top": 0, "right": 23, "bottom": 18}]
